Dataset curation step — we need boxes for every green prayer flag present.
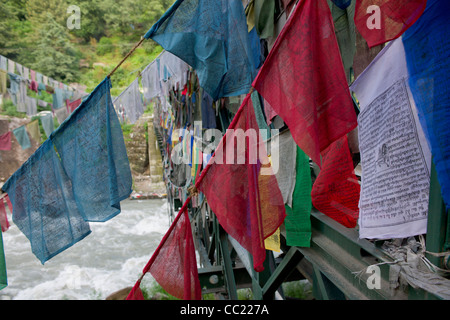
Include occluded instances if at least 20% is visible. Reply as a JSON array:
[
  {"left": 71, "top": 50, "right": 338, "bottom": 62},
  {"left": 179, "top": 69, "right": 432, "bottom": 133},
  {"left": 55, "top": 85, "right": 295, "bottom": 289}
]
[
  {"left": 284, "top": 146, "right": 312, "bottom": 247},
  {"left": 0, "top": 232, "right": 7, "bottom": 291},
  {"left": 254, "top": 0, "right": 276, "bottom": 39},
  {"left": 327, "top": 0, "right": 356, "bottom": 83}
]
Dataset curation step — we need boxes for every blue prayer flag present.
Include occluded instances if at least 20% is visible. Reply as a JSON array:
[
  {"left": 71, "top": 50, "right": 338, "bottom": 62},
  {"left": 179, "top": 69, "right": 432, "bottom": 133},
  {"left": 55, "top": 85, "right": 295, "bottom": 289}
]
[
  {"left": 2, "top": 78, "right": 132, "bottom": 263},
  {"left": 50, "top": 78, "right": 133, "bottom": 222},
  {"left": 402, "top": 0, "right": 450, "bottom": 210},
  {"left": 12, "top": 126, "right": 31, "bottom": 150},
  {"left": 144, "top": 0, "right": 256, "bottom": 100},
  {"left": 2, "top": 140, "right": 92, "bottom": 264}
]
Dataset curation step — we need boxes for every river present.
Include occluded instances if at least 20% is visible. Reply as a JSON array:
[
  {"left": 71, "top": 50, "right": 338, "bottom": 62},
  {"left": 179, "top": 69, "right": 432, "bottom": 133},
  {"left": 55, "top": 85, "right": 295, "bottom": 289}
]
[{"left": 0, "top": 198, "right": 170, "bottom": 300}]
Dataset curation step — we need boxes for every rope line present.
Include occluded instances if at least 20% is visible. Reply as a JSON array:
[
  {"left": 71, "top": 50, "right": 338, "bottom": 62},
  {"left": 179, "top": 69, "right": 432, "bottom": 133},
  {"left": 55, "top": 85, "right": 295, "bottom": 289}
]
[{"left": 107, "top": 37, "right": 146, "bottom": 79}]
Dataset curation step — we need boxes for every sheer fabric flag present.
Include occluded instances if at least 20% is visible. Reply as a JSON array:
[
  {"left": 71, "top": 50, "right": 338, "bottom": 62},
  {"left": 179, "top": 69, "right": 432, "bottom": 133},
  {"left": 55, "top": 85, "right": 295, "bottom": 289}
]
[
  {"left": 51, "top": 78, "right": 132, "bottom": 222},
  {"left": 26, "top": 120, "right": 40, "bottom": 143},
  {"left": 2, "top": 78, "right": 132, "bottom": 263},
  {"left": 354, "top": 0, "right": 427, "bottom": 48},
  {"left": 12, "top": 126, "right": 31, "bottom": 150},
  {"left": 1, "top": 140, "right": 92, "bottom": 264},
  {"left": 284, "top": 146, "right": 312, "bottom": 247},
  {"left": 0, "top": 131, "right": 11, "bottom": 150},
  {"left": 40, "top": 113, "right": 54, "bottom": 138},
  {"left": 127, "top": 198, "right": 201, "bottom": 300},
  {"left": 67, "top": 99, "right": 81, "bottom": 113},
  {"left": 350, "top": 38, "right": 431, "bottom": 239},
  {"left": 252, "top": 0, "right": 357, "bottom": 167},
  {"left": 113, "top": 78, "right": 144, "bottom": 124},
  {"left": 196, "top": 94, "right": 286, "bottom": 272},
  {"left": 141, "top": 60, "right": 161, "bottom": 100},
  {"left": 144, "top": 0, "right": 256, "bottom": 100},
  {"left": 311, "top": 136, "right": 360, "bottom": 228},
  {"left": 402, "top": 0, "right": 450, "bottom": 210},
  {"left": 0, "top": 232, "right": 6, "bottom": 290},
  {"left": 0, "top": 197, "right": 10, "bottom": 232}
]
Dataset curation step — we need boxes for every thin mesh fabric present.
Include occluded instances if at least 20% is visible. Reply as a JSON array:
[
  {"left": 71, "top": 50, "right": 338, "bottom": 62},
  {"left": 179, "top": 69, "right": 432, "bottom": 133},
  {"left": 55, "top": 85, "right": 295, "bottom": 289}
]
[
  {"left": 141, "top": 59, "right": 161, "bottom": 100},
  {"left": 402, "top": 0, "right": 450, "bottom": 210},
  {"left": 51, "top": 78, "right": 132, "bottom": 222},
  {"left": 2, "top": 78, "right": 132, "bottom": 263},
  {"left": 2, "top": 140, "right": 92, "bottom": 264},
  {"left": 113, "top": 78, "right": 144, "bottom": 124},
  {"left": 0, "top": 232, "right": 6, "bottom": 290},
  {"left": 252, "top": 0, "right": 357, "bottom": 167},
  {"left": 196, "top": 94, "right": 286, "bottom": 272},
  {"left": 40, "top": 113, "right": 54, "bottom": 138},
  {"left": 0, "top": 131, "right": 11, "bottom": 150},
  {"left": 0, "top": 196, "right": 11, "bottom": 232},
  {"left": 12, "top": 126, "right": 31, "bottom": 150},
  {"left": 354, "top": 0, "right": 427, "bottom": 48},
  {"left": 284, "top": 146, "right": 312, "bottom": 247},
  {"left": 144, "top": 0, "right": 256, "bottom": 100},
  {"left": 127, "top": 198, "right": 201, "bottom": 300},
  {"left": 311, "top": 135, "right": 360, "bottom": 228}
]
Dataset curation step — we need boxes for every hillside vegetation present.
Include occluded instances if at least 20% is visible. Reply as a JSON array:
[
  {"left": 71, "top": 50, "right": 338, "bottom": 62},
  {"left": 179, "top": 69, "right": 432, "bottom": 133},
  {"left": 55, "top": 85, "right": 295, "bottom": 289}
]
[{"left": 0, "top": 0, "right": 173, "bottom": 96}]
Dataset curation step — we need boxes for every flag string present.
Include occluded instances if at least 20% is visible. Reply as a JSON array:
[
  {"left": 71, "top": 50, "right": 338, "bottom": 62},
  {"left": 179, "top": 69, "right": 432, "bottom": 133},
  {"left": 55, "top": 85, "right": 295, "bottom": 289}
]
[{"left": 107, "top": 37, "right": 146, "bottom": 79}]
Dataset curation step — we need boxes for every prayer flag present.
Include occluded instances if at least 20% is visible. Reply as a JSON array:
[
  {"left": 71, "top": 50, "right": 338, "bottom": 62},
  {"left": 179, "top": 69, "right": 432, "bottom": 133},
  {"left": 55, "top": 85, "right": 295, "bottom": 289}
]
[
  {"left": 350, "top": 38, "right": 432, "bottom": 239},
  {"left": 40, "top": 113, "right": 54, "bottom": 139},
  {"left": 51, "top": 78, "right": 133, "bottom": 222},
  {"left": 0, "top": 132, "right": 11, "bottom": 151},
  {"left": 2, "top": 139, "right": 92, "bottom": 264},
  {"left": 67, "top": 99, "right": 82, "bottom": 113},
  {"left": 402, "top": 0, "right": 450, "bottom": 210},
  {"left": 144, "top": 0, "right": 256, "bottom": 100},
  {"left": 354, "top": 0, "right": 427, "bottom": 48},
  {"left": 127, "top": 198, "right": 201, "bottom": 300},
  {"left": 195, "top": 94, "right": 286, "bottom": 272},
  {"left": 0, "top": 197, "right": 10, "bottom": 232},
  {"left": 2, "top": 78, "right": 132, "bottom": 263},
  {"left": 113, "top": 78, "right": 144, "bottom": 124},
  {"left": 26, "top": 120, "right": 40, "bottom": 143},
  {"left": 12, "top": 126, "right": 31, "bottom": 150},
  {"left": 284, "top": 146, "right": 312, "bottom": 247},
  {"left": 252, "top": 0, "right": 357, "bottom": 167},
  {"left": 0, "top": 232, "right": 7, "bottom": 290},
  {"left": 311, "top": 135, "right": 360, "bottom": 228}
]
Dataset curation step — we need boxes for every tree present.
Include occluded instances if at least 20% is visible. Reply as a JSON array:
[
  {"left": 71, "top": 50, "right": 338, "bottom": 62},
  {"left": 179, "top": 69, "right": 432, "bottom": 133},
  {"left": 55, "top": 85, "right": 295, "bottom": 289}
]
[
  {"left": 30, "top": 13, "right": 80, "bottom": 83},
  {"left": 68, "top": 0, "right": 108, "bottom": 42}
]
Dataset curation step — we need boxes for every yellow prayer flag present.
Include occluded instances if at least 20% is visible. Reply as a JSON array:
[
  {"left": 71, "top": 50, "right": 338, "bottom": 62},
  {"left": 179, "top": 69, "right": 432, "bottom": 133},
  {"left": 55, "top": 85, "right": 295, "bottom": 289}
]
[
  {"left": 26, "top": 120, "right": 40, "bottom": 143},
  {"left": 264, "top": 228, "right": 281, "bottom": 252}
]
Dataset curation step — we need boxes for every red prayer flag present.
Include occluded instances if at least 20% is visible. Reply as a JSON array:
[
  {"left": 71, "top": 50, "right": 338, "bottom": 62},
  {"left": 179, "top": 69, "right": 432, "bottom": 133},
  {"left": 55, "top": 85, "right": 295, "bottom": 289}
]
[
  {"left": 195, "top": 94, "right": 286, "bottom": 272},
  {"left": 0, "top": 132, "right": 11, "bottom": 151},
  {"left": 67, "top": 99, "right": 82, "bottom": 113},
  {"left": 354, "top": 0, "right": 427, "bottom": 48},
  {"left": 252, "top": 0, "right": 357, "bottom": 168},
  {"left": 0, "top": 196, "right": 11, "bottom": 232},
  {"left": 311, "top": 135, "right": 360, "bottom": 228},
  {"left": 127, "top": 197, "right": 201, "bottom": 300}
]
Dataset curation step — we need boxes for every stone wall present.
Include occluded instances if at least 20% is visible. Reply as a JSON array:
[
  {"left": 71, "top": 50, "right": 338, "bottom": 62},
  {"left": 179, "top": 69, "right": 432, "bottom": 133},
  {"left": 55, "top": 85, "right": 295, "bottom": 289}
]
[{"left": 124, "top": 115, "right": 165, "bottom": 196}]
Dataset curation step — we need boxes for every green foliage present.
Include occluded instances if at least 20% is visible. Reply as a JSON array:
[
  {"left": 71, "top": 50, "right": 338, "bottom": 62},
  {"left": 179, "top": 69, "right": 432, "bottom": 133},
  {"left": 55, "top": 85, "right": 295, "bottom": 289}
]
[
  {"left": 96, "top": 37, "right": 114, "bottom": 56},
  {"left": 31, "top": 14, "right": 80, "bottom": 82},
  {"left": 141, "top": 281, "right": 179, "bottom": 300},
  {"left": 0, "top": 99, "right": 27, "bottom": 118},
  {"left": 1, "top": 0, "right": 172, "bottom": 117},
  {"left": 281, "top": 280, "right": 313, "bottom": 300}
]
